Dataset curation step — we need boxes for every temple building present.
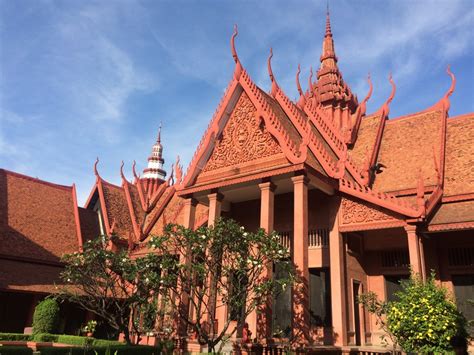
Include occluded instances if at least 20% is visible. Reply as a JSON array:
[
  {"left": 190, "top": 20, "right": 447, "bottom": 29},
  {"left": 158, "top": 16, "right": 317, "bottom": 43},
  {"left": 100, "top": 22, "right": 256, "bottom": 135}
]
[{"left": 1, "top": 10, "right": 473, "bottom": 350}]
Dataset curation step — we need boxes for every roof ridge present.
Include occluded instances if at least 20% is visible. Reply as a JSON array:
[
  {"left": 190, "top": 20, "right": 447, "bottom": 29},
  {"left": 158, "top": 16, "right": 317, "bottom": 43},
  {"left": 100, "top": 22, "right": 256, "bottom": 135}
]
[{"left": 0, "top": 168, "right": 73, "bottom": 191}]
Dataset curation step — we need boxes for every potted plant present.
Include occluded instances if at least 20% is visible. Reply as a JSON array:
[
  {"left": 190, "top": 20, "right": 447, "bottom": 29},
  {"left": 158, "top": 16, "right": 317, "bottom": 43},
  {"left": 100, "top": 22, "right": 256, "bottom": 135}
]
[{"left": 82, "top": 320, "right": 97, "bottom": 337}]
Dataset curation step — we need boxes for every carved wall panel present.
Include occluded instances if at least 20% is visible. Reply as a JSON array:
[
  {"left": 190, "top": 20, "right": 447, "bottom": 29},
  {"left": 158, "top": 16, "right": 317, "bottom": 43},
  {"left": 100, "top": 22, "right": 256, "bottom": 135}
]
[
  {"left": 203, "top": 92, "right": 281, "bottom": 172},
  {"left": 341, "top": 197, "right": 401, "bottom": 226}
]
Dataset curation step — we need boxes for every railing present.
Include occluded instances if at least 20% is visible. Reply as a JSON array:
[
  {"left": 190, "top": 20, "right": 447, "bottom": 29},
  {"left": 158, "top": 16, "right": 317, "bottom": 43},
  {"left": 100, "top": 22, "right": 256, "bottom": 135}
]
[
  {"left": 308, "top": 228, "right": 329, "bottom": 248},
  {"left": 278, "top": 232, "right": 291, "bottom": 251}
]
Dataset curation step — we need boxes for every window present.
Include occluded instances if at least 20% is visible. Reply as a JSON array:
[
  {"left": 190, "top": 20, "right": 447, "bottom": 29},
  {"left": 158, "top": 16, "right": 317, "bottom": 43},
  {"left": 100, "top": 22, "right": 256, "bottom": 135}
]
[
  {"left": 309, "top": 268, "right": 331, "bottom": 326},
  {"left": 384, "top": 275, "right": 409, "bottom": 302}
]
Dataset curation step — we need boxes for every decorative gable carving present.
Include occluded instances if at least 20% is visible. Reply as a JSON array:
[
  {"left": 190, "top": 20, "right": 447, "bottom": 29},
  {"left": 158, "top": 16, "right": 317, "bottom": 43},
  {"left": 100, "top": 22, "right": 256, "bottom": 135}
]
[
  {"left": 202, "top": 92, "right": 282, "bottom": 172},
  {"left": 340, "top": 196, "right": 404, "bottom": 231}
]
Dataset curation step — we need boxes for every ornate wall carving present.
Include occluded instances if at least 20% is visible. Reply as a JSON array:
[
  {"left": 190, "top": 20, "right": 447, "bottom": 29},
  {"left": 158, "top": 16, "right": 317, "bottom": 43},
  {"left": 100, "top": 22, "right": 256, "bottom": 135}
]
[
  {"left": 341, "top": 197, "right": 400, "bottom": 225},
  {"left": 203, "top": 92, "right": 281, "bottom": 172}
]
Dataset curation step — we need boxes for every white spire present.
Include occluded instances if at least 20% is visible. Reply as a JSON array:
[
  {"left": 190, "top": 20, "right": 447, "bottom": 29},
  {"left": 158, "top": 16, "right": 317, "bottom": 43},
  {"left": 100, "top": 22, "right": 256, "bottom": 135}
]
[{"left": 143, "top": 123, "right": 166, "bottom": 180}]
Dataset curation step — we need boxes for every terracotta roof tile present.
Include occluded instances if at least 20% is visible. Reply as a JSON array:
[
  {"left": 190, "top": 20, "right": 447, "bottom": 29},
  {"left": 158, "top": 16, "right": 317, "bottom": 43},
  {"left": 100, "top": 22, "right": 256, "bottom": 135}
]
[
  {"left": 0, "top": 169, "right": 80, "bottom": 262},
  {"left": 349, "top": 113, "right": 382, "bottom": 166},
  {"left": 429, "top": 200, "right": 474, "bottom": 225},
  {"left": 372, "top": 110, "right": 443, "bottom": 192},
  {"left": 444, "top": 114, "right": 474, "bottom": 196},
  {"left": 101, "top": 181, "right": 133, "bottom": 239},
  {"left": 78, "top": 207, "right": 100, "bottom": 242},
  {"left": 0, "top": 258, "right": 65, "bottom": 293}
]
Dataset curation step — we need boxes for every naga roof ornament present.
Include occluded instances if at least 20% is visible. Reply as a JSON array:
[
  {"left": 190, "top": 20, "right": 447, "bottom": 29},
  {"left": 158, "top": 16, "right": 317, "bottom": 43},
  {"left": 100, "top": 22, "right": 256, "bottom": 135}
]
[
  {"left": 296, "top": 64, "right": 306, "bottom": 109},
  {"left": 267, "top": 48, "right": 279, "bottom": 97},
  {"left": 231, "top": 24, "right": 242, "bottom": 80},
  {"left": 377, "top": 73, "right": 396, "bottom": 118},
  {"left": 93, "top": 157, "right": 100, "bottom": 178}
]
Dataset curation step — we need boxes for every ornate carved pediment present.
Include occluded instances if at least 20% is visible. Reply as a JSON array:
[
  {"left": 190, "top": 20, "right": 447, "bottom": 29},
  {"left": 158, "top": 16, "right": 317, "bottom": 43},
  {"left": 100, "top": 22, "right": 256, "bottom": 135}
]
[
  {"left": 202, "top": 92, "right": 282, "bottom": 173},
  {"left": 340, "top": 196, "right": 404, "bottom": 231}
]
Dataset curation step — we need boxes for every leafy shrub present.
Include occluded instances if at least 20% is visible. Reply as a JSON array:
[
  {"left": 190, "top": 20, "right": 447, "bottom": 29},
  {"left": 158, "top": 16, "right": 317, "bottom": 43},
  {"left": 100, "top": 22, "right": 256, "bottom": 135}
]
[
  {"left": 31, "top": 333, "right": 59, "bottom": 342},
  {"left": 91, "top": 339, "right": 124, "bottom": 347},
  {"left": 0, "top": 346, "right": 33, "bottom": 354},
  {"left": 32, "top": 299, "right": 60, "bottom": 335},
  {"left": 37, "top": 345, "right": 158, "bottom": 355},
  {"left": 386, "top": 274, "right": 467, "bottom": 353},
  {"left": 360, "top": 272, "right": 468, "bottom": 353},
  {"left": 0, "top": 333, "right": 32, "bottom": 341}
]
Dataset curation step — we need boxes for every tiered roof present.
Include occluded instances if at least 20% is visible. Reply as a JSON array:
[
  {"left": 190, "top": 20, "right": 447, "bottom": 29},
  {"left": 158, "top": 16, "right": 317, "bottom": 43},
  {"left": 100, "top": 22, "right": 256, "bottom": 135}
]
[{"left": 82, "top": 12, "right": 473, "bottom": 248}]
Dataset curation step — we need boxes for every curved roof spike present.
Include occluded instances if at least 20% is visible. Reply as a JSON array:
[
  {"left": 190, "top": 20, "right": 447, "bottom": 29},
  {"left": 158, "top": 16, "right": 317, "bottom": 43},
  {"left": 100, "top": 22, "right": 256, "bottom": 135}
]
[
  {"left": 444, "top": 65, "right": 456, "bottom": 99},
  {"left": 362, "top": 72, "right": 373, "bottom": 105},
  {"left": 387, "top": 72, "right": 396, "bottom": 105},
  {"left": 93, "top": 157, "right": 100, "bottom": 177},
  {"left": 120, "top": 160, "right": 126, "bottom": 181},
  {"left": 231, "top": 24, "right": 239, "bottom": 64},
  {"left": 296, "top": 64, "right": 303, "bottom": 97},
  {"left": 267, "top": 47, "right": 274, "bottom": 82},
  {"left": 308, "top": 67, "right": 313, "bottom": 92},
  {"left": 132, "top": 160, "right": 139, "bottom": 179}
]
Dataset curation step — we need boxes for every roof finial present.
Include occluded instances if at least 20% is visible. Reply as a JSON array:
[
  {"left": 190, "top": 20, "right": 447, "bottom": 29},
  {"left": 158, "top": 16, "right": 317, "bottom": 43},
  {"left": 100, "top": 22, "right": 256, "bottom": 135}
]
[
  {"left": 362, "top": 73, "right": 373, "bottom": 105},
  {"left": 387, "top": 72, "right": 396, "bottom": 105},
  {"left": 231, "top": 24, "right": 239, "bottom": 64},
  {"left": 132, "top": 160, "right": 139, "bottom": 180},
  {"left": 157, "top": 122, "right": 162, "bottom": 143},
  {"left": 308, "top": 67, "right": 313, "bottom": 93},
  {"left": 93, "top": 157, "right": 100, "bottom": 177},
  {"left": 120, "top": 160, "right": 126, "bottom": 182},
  {"left": 231, "top": 24, "right": 242, "bottom": 80},
  {"left": 325, "top": 1, "right": 332, "bottom": 37},
  {"left": 296, "top": 64, "right": 303, "bottom": 97},
  {"left": 267, "top": 48, "right": 279, "bottom": 97}
]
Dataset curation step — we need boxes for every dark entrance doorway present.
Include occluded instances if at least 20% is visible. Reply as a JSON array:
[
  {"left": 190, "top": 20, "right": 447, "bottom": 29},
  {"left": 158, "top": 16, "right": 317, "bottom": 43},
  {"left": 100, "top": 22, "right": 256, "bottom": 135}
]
[{"left": 352, "top": 281, "right": 361, "bottom": 346}]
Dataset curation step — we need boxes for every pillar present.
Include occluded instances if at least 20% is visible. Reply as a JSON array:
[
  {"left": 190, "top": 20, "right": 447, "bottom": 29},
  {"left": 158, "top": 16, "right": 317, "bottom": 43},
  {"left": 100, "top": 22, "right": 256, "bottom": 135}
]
[
  {"left": 178, "top": 198, "right": 197, "bottom": 338},
  {"left": 291, "top": 175, "right": 309, "bottom": 345},
  {"left": 248, "top": 181, "right": 275, "bottom": 339},
  {"left": 207, "top": 192, "right": 224, "bottom": 334},
  {"left": 208, "top": 192, "right": 223, "bottom": 226},
  {"left": 405, "top": 225, "right": 426, "bottom": 280},
  {"left": 329, "top": 199, "right": 348, "bottom": 346}
]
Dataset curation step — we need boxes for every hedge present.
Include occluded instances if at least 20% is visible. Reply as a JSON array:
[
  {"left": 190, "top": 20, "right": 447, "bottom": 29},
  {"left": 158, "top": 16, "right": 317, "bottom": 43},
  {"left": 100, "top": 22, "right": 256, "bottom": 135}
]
[
  {"left": 32, "top": 299, "right": 60, "bottom": 335},
  {"left": 0, "top": 346, "right": 33, "bottom": 354},
  {"left": 38, "top": 345, "right": 158, "bottom": 355},
  {"left": 0, "top": 333, "right": 32, "bottom": 341}
]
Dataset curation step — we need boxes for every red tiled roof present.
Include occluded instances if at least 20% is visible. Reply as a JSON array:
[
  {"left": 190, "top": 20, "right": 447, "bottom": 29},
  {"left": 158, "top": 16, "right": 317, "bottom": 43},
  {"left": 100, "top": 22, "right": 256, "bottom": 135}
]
[
  {"left": 101, "top": 181, "right": 134, "bottom": 239},
  {"left": 444, "top": 113, "right": 474, "bottom": 196},
  {"left": 372, "top": 110, "right": 443, "bottom": 192},
  {"left": 0, "top": 169, "right": 81, "bottom": 262},
  {"left": 0, "top": 258, "right": 65, "bottom": 293},
  {"left": 349, "top": 113, "right": 382, "bottom": 167},
  {"left": 429, "top": 200, "right": 474, "bottom": 226}
]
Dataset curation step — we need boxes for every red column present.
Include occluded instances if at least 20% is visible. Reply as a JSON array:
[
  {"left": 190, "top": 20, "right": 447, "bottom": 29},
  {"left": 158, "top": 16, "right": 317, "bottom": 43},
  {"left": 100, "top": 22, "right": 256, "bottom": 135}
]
[
  {"left": 291, "top": 175, "right": 309, "bottom": 345},
  {"left": 249, "top": 181, "right": 275, "bottom": 340},
  {"left": 405, "top": 225, "right": 426, "bottom": 280},
  {"left": 178, "top": 198, "right": 197, "bottom": 338},
  {"left": 329, "top": 199, "right": 348, "bottom": 346},
  {"left": 207, "top": 192, "right": 225, "bottom": 334},
  {"left": 208, "top": 192, "right": 223, "bottom": 226}
]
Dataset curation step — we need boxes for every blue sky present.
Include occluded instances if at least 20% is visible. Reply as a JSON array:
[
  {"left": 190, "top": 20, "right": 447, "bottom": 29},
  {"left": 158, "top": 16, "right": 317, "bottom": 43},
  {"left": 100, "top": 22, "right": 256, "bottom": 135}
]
[{"left": 1, "top": 0, "right": 473, "bottom": 204}]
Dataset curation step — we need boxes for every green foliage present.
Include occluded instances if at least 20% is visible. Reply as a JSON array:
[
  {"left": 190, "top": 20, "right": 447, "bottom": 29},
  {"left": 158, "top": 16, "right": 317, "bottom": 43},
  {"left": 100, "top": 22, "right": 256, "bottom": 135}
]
[
  {"left": 359, "top": 272, "right": 468, "bottom": 353},
  {"left": 0, "top": 346, "right": 33, "bottom": 354},
  {"left": 0, "top": 333, "right": 32, "bottom": 341},
  {"left": 36, "top": 345, "right": 158, "bottom": 355},
  {"left": 59, "top": 236, "right": 166, "bottom": 344},
  {"left": 32, "top": 298, "right": 60, "bottom": 335},
  {"left": 386, "top": 274, "right": 467, "bottom": 353},
  {"left": 148, "top": 218, "right": 294, "bottom": 352},
  {"left": 32, "top": 333, "right": 59, "bottom": 342}
]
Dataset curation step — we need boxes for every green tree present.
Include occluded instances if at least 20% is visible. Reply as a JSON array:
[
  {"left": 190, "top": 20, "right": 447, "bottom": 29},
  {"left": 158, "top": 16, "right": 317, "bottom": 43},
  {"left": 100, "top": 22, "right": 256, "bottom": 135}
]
[
  {"left": 58, "top": 237, "right": 165, "bottom": 344},
  {"left": 359, "top": 272, "right": 468, "bottom": 354},
  {"left": 149, "top": 218, "right": 294, "bottom": 353},
  {"left": 32, "top": 298, "right": 60, "bottom": 334}
]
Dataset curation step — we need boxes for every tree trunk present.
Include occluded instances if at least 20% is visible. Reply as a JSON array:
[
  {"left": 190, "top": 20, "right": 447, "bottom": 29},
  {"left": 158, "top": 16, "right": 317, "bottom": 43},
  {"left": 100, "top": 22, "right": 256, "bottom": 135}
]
[{"left": 122, "top": 326, "right": 132, "bottom": 345}]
